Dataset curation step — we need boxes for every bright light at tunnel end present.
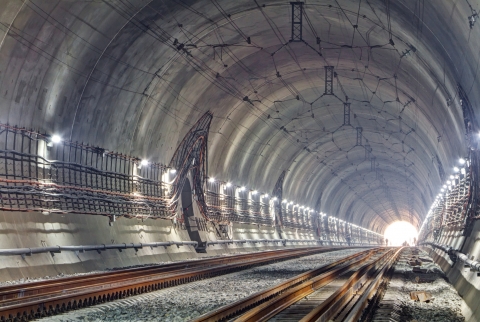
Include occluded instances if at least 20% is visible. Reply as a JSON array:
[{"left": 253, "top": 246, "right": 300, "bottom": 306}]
[{"left": 384, "top": 221, "right": 418, "bottom": 246}]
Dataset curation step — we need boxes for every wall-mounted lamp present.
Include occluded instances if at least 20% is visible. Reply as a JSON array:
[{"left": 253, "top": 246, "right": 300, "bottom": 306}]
[
  {"left": 138, "top": 159, "right": 148, "bottom": 169},
  {"left": 47, "top": 134, "right": 62, "bottom": 147}
]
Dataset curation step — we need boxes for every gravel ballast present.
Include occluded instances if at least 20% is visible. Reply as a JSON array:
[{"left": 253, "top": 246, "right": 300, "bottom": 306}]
[
  {"left": 42, "top": 248, "right": 366, "bottom": 322},
  {"left": 373, "top": 247, "right": 465, "bottom": 322}
]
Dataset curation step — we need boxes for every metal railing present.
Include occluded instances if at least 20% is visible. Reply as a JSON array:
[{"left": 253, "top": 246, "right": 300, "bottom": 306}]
[
  {"left": 206, "top": 239, "right": 375, "bottom": 247},
  {"left": 0, "top": 240, "right": 198, "bottom": 259}
]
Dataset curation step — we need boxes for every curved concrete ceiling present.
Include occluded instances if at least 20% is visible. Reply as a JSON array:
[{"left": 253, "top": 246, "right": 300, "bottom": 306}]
[{"left": 0, "top": 0, "right": 476, "bottom": 233}]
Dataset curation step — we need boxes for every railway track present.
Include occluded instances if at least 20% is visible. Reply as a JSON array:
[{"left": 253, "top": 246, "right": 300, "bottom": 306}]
[
  {"left": 193, "top": 247, "right": 402, "bottom": 322},
  {"left": 0, "top": 246, "right": 355, "bottom": 322}
]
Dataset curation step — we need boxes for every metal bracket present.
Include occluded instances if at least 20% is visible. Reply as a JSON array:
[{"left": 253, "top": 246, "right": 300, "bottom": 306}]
[
  {"left": 343, "top": 103, "right": 351, "bottom": 125},
  {"left": 356, "top": 127, "right": 363, "bottom": 146},
  {"left": 325, "top": 66, "right": 334, "bottom": 95},
  {"left": 290, "top": 2, "right": 304, "bottom": 42}
]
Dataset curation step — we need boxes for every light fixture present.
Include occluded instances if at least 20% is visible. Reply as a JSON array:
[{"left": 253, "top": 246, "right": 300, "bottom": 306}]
[
  {"left": 459, "top": 158, "right": 466, "bottom": 165},
  {"left": 450, "top": 175, "right": 455, "bottom": 179},
  {"left": 461, "top": 168, "right": 466, "bottom": 175},
  {"left": 209, "top": 177, "right": 215, "bottom": 183},
  {"left": 443, "top": 185, "right": 447, "bottom": 188},
  {"left": 252, "top": 190, "right": 258, "bottom": 195},
  {"left": 273, "top": 197, "right": 277, "bottom": 201},
  {"left": 51, "top": 135, "right": 62, "bottom": 143},
  {"left": 282, "top": 199, "right": 287, "bottom": 203},
  {"left": 226, "top": 182, "right": 232, "bottom": 187},
  {"left": 138, "top": 159, "right": 148, "bottom": 169},
  {"left": 453, "top": 167, "right": 459, "bottom": 172},
  {"left": 170, "top": 168, "right": 177, "bottom": 174},
  {"left": 441, "top": 188, "right": 445, "bottom": 192},
  {"left": 264, "top": 194, "right": 268, "bottom": 198},
  {"left": 240, "top": 186, "right": 246, "bottom": 191},
  {"left": 447, "top": 180, "right": 451, "bottom": 184}
]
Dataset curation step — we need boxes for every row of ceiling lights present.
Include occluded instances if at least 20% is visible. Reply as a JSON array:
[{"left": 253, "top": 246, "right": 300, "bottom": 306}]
[
  {"left": 49, "top": 135, "right": 380, "bottom": 236},
  {"left": 209, "top": 177, "right": 315, "bottom": 208},
  {"left": 48, "top": 134, "right": 178, "bottom": 171},
  {"left": 51, "top": 132, "right": 463, "bottom": 202},
  {"left": 419, "top": 157, "right": 468, "bottom": 237},
  {"left": 207, "top": 177, "right": 382, "bottom": 236},
  {"left": 437, "top": 158, "right": 467, "bottom": 197},
  {"left": 395, "top": 155, "right": 474, "bottom": 242}
]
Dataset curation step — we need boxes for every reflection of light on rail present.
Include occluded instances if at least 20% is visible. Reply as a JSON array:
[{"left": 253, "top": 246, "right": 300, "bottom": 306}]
[{"left": 384, "top": 221, "right": 418, "bottom": 246}]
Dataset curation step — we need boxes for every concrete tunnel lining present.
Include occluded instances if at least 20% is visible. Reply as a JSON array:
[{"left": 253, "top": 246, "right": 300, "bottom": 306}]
[
  {"left": 1, "top": 1, "right": 480, "bottom": 320},
  {"left": 0, "top": 0, "right": 473, "bottom": 234}
]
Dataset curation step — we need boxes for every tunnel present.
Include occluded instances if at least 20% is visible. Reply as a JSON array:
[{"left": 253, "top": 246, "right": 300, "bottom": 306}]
[{"left": 0, "top": 0, "right": 479, "bottom": 321}]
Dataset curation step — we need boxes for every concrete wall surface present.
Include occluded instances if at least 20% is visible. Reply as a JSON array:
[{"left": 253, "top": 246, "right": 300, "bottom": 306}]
[
  {"left": 0, "top": 211, "right": 196, "bottom": 281},
  {"left": 423, "top": 219, "right": 480, "bottom": 322},
  {"left": 0, "top": 212, "right": 327, "bottom": 282}
]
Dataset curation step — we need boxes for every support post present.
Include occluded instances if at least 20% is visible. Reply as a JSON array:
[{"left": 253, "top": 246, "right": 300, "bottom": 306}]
[
  {"left": 356, "top": 127, "right": 363, "bottom": 146},
  {"left": 343, "top": 103, "right": 351, "bottom": 125},
  {"left": 325, "top": 66, "right": 334, "bottom": 95},
  {"left": 364, "top": 144, "right": 371, "bottom": 160},
  {"left": 290, "top": 2, "right": 304, "bottom": 42}
]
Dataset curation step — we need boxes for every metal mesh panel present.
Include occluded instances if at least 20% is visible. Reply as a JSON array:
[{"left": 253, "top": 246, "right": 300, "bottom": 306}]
[{"left": 0, "top": 125, "right": 170, "bottom": 220}]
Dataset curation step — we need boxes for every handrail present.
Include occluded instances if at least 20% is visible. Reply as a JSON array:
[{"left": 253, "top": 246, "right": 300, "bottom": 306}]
[
  {"left": 0, "top": 241, "right": 198, "bottom": 258},
  {"left": 0, "top": 238, "right": 380, "bottom": 259},
  {"left": 206, "top": 239, "right": 376, "bottom": 247},
  {"left": 206, "top": 239, "right": 322, "bottom": 246}
]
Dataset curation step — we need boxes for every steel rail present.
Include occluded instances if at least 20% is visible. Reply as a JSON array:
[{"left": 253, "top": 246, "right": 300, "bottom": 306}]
[
  {"left": 192, "top": 247, "right": 402, "bottom": 322},
  {"left": 191, "top": 248, "right": 382, "bottom": 322},
  {"left": 341, "top": 247, "right": 403, "bottom": 322},
  {"left": 234, "top": 249, "right": 388, "bottom": 322},
  {"left": 0, "top": 246, "right": 351, "bottom": 321},
  {"left": 0, "top": 247, "right": 323, "bottom": 302},
  {"left": 299, "top": 248, "right": 401, "bottom": 322},
  {"left": 0, "top": 247, "right": 330, "bottom": 304}
]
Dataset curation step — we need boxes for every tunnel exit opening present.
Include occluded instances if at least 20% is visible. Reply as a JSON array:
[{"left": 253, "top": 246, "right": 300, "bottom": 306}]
[{"left": 384, "top": 221, "right": 418, "bottom": 246}]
